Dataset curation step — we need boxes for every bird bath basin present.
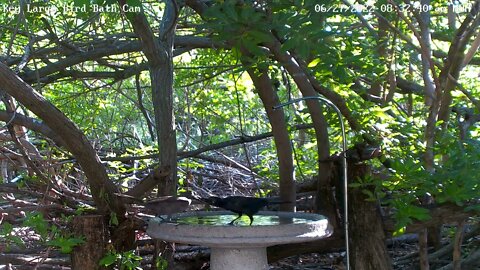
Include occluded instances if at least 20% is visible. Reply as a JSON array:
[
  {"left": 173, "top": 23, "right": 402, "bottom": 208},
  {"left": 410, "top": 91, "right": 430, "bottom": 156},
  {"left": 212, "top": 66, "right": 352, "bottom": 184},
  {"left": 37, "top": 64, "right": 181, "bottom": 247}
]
[{"left": 147, "top": 211, "right": 332, "bottom": 270}]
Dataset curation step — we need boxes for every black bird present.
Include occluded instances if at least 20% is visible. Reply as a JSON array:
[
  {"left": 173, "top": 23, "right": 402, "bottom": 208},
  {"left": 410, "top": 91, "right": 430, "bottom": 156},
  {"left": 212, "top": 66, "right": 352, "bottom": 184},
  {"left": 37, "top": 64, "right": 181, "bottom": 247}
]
[{"left": 204, "top": 195, "right": 288, "bottom": 225}]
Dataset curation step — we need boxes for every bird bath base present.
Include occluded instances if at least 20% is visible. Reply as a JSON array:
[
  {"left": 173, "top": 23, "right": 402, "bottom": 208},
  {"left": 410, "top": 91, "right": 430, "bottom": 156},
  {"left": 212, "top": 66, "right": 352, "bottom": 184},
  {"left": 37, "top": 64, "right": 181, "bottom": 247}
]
[
  {"left": 147, "top": 211, "right": 332, "bottom": 270},
  {"left": 211, "top": 247, "right": 267, "bottom": 270}
]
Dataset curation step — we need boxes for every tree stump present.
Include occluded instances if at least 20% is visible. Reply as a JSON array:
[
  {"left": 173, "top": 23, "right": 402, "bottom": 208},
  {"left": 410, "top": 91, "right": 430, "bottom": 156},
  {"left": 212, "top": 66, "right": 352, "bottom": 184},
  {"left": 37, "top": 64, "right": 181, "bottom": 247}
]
[{"left": 71, "top": 215, "right": 108, "bottom": 270}]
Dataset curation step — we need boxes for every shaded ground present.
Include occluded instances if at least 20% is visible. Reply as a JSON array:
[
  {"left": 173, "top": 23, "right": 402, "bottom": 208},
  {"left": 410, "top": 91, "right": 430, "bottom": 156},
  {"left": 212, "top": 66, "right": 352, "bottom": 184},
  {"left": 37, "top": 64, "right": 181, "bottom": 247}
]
[{"left": 1, "top": 228, "right": 479, "bottom": 269}]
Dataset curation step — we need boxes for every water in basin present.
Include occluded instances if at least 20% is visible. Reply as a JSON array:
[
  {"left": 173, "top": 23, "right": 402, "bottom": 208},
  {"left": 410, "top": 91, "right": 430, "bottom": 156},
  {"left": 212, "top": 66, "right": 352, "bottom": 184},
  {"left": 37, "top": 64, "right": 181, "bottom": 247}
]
[{"left": 169, "top": 214, "right": 315, "bottom": 226}]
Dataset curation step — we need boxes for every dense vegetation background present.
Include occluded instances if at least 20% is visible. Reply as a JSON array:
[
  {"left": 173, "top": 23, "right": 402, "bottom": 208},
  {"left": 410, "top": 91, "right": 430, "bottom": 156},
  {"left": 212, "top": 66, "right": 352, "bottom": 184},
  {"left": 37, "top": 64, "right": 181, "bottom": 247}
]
[{"left": 0, "top": 0, "right": 479, "bottom": 269}]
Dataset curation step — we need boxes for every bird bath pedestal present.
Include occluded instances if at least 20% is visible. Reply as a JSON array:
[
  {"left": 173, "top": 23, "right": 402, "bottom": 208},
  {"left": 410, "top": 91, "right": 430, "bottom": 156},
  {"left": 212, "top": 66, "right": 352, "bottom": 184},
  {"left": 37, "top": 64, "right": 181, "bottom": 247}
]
[{"left": 147, "top": 211, "right": 332, "bottom": 270}]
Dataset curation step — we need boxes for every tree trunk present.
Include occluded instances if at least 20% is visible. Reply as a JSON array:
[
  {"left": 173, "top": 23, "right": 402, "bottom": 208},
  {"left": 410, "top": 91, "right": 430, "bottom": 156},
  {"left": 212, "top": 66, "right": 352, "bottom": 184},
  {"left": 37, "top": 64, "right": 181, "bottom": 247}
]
[
  {"left": 419, "top": 229, "right": 430, "bottom": 270},
  {"left": 71, "top": 215, "right": 108, "bottom": 270},
  {"left": 121, "top": 2, "right": 179, "bottom": 268},
  {"left": 154, "top": 0, "right": 178, "bottom": 196},
  {"left": 267, "top": 39, "right": 337, "bottom": 227},
  {"left": 349, "top": 163, "right": 392, "bottom": 270},
  {"left": 118, "top": 0, "right": 178, "bottom": 197},
  {"left": 245, "top": 66, "right": 296, "bottom": 211}
]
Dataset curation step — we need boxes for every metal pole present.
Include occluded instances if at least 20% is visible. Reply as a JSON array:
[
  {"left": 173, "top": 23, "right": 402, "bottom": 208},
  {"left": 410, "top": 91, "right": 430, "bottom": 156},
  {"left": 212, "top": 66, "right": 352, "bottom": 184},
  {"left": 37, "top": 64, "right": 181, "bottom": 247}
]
[{"left": 274, "top": 96, "right": 350, "bottom": 270}]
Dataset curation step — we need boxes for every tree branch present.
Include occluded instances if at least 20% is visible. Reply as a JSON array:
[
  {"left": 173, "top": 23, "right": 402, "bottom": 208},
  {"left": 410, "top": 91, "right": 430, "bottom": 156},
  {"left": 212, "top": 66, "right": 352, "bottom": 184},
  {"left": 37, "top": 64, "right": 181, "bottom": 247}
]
[{"left": 0, "top": 63, "right": 125, "bottom": 216}]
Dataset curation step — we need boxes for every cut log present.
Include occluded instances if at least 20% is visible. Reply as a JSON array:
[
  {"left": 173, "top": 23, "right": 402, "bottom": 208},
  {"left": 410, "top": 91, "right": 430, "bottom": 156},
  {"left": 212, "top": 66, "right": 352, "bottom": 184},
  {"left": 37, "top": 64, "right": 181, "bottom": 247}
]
[{"left": 71, "top": 215, "right": 108, "bottom": 270}]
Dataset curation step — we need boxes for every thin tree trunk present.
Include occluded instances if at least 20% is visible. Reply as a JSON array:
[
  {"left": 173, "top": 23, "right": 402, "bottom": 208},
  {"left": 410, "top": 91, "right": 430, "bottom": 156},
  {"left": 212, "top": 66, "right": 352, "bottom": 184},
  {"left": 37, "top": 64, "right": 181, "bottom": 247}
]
[
  {"left": 118, "top": 0, "right": 178, "bottom": 196},
  {"left": 437, "top": 1, "right": 480, "bottom": 128},
  {"left": 267, "top": 39, "right": 338, "bottom": 228},
  {"left": 245, "top": 66, "right": 296, "bottom": 211},
  {"left": 417, "top": 0, "right": 441, "bottom": 262},
  {"left": 419, "top": 229, "right": 430, "bottom": 270},
  {"left": 120, "top": 1, "right": 179, "bottom": 268},
  {"left": 452, "top": 221, "right": 465, "bottom": 270}
]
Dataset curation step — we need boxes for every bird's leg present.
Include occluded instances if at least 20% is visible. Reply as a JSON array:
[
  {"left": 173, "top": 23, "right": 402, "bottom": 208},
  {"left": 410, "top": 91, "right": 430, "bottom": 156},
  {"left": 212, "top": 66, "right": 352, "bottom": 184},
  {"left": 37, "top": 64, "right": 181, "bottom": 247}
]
[
  {"left": 229, "top": 213, "right": 243, "bottom": 225},
  {"left": 248, "top": 215, "right": 254, "bottom": 226}
]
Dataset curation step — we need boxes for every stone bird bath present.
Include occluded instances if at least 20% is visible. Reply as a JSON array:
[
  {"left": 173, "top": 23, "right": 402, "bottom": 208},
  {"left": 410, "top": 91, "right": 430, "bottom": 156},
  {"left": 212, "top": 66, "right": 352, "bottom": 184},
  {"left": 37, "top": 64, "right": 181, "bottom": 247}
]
[{"left": 147, "top": 210, "right": 332, "bottom": 270}]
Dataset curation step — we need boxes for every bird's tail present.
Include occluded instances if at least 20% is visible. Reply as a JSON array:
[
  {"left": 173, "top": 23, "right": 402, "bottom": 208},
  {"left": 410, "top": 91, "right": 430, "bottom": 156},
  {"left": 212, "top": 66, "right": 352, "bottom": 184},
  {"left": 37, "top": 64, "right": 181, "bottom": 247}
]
[{"left": 266, "top": 198, "right": 292, "bottom": 204}]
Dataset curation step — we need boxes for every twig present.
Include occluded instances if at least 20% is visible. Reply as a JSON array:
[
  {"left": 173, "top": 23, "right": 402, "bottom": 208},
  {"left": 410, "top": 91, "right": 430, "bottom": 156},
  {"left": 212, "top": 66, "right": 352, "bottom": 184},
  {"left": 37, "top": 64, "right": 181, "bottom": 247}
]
[{"left": 452, "top": 220, "right": 465, "bottom": 270}]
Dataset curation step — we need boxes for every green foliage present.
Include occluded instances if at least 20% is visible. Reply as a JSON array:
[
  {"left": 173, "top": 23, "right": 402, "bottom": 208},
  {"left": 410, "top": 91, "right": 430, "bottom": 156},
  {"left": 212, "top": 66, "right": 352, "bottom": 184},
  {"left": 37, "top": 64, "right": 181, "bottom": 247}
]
[
  {"left": 23, "top": 212, "right": 50, "bottom": 239},
  {"left": 156, "top": 257, "right": 169, "bottom": 270},
  {"left": 110, "top": 212, "right": 119, "bottom": 226},
  {"left": 430, "top": 138, "right": 480, "bottom": 205},
  {"left": 391, "top": 200, "right": 431, "bottom": 230},
  {"left": 9, "top": 212, "right": 84, "bottom": 254},
  {"left": 203, "top": 0, "right": 272, "bottom": 56},
  {"left": 47, "top": 234, "right": 85, "bottom": 253},
  {"left": 349, "top": 175, "right": 385, "bottom": 202},
  {"left": 382, "top": 134, "right": 480, "bottom": 231},
  {"left": 0, "top": 222, "right": 25, "bottom": 250},
  {"left": 100, "top": 250, "right": 143, "bottom": 270}
]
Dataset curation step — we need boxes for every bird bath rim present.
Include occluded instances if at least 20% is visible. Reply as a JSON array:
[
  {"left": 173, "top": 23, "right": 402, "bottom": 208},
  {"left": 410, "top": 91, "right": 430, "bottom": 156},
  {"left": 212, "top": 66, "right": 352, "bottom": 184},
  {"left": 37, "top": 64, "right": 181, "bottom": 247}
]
[{"left": 147, "top": 211, "right": 332, "bottom": 248}]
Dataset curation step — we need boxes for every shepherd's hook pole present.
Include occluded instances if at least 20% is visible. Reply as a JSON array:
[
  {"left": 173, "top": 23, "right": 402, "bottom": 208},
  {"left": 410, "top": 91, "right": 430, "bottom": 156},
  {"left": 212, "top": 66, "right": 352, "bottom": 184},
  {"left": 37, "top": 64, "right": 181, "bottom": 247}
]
[{"left": 274, "top": 96, "right": 350, "bottom": 270}]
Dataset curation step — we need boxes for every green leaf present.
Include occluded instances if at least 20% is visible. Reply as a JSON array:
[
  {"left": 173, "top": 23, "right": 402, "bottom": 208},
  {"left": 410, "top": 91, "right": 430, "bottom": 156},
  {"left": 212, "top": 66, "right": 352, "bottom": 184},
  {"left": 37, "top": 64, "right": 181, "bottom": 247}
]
[
  {"left": 48, "top": 237, "right": 85, "bottom": 253},
  {"left": 223, "top": 2, "right": 238, "bottom": 22},
  {"left": 1, "top": 222, "right": 14, "bottom": 235},
  {"left": 156, "top": 256, "right": 168, "bottom": 270},
  {"left": 99, "top": 252, "right": 118, "bottom": 266},
  {"left": 110, "top": 213, "right": 119, "bottom": 226},
  {"left": 392, "top": 226, "right": 406, "bottom": 236},
  {"left": 239, "top": 38, "right": 265, "bottom": 56},
  {"left": 361, "top": 189, "right": 375, "bottom": 201},
  {"left": 23, "top": 212, "right": 49, "bottom": 238},
  {"left": 248, "top": 30, "right": 272, "bottom": 43},
  {"left": 308, "top": 58, "right": 321, "bottom": 68},
  {"left": 408, "top": 206, "right": 430, "bottom": 221}
]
